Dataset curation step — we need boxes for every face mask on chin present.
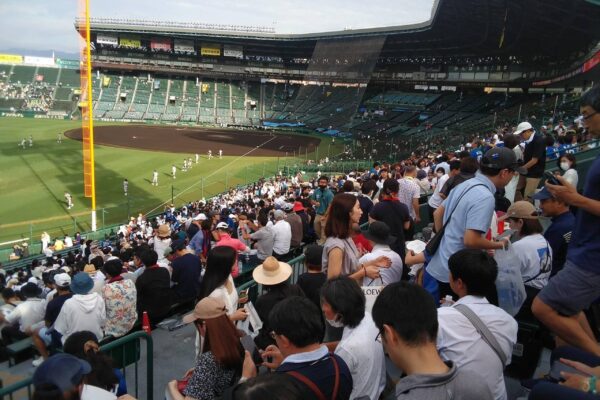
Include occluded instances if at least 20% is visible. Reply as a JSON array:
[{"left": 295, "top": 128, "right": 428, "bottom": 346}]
[{"left": 326, "top": 315, "right": 344, "bottom": 328}]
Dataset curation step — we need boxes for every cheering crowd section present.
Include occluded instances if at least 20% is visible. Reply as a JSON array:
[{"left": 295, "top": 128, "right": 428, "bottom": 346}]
[{"left": 0, "top": 85, "right": 599, "bottom": 399}]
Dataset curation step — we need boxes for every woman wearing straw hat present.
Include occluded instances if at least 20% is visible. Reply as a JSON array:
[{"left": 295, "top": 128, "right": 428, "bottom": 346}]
[
  {"left": 150, "top": 224, "right": 172, "bottom": 267},
  {"left": 252, "top": 256, "right": 304, "bottom": 349}
]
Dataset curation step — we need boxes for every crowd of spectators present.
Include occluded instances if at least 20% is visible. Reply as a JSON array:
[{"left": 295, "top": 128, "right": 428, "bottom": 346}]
[{"left": 0, "top": 85, "right": 598, "bottom": 399}]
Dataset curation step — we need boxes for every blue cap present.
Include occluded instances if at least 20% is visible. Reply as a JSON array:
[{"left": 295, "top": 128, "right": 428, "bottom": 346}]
[
  {"left": 33, "top": 354, "right": 91, "bottom": 392},
  {"left": 532, "top": 187, "right": 554, "bottom": 201}
]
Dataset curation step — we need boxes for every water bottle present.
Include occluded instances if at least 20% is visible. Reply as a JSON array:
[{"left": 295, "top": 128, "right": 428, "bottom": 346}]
[{"left": 440, "top": 295, "right": 454, "bottom": 307}]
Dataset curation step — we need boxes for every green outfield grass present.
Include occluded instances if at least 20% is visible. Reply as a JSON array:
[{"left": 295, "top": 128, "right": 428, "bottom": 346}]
[{"left": 0, "top": 118, "right": 342, "bottom": 246}]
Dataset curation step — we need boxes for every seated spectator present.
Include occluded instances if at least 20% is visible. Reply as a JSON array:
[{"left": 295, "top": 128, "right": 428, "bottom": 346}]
[
  {"left": 252, "top": 257, "right": 304, "bottom": 349},
  {"left": 242, "top": 213, "right": 274, "bottom": 269},
  {"left": 151, "top": 224, "right": 172, "bottom": 268},
  {"left": 271, "top": 210, "right": 292, "bottom": 261},
  {"left": 33, "top": 354, "right": 92, "bottom": 400},
  {"left": 558, "top": 153, "right": 579, "bottom": 188},
  {"left": 168, "top": 297, "right": 244, "bottom": 400},
  {"left": 215, "top": 222, "right": 250, "bottom": 277},
  {"left": 437, "top": 249, "right": 518, "bottom": 400},
  {"left": 242, "top": 296, "right": 353, "bottom": 399},
  {"left": 54, "top": 273, "right": 106, "bottom": 345},
  {"left": 63, "top": 330, "right": 128, "bottom": 397},
  {"left": 169, "top": 239, "right": 202, "bottom": 303},
  {"left": 321, "top": 277, "right": 386, "bottom": 399},
  {"left": 533, "top": 187, "right": 575, "bottom": 276},
  {"left": 221, "top": 373, "right": 307, "bottom": 400},
  {"left": 296, "top": 244, "right": 326, "bottom": 310},
  {"left": 359, "top": 221, "right": 404, "bottom": 285},
  {"left": 0, "top": 282, "right": 45, "bottom": 344},
  {"left": 500, "top": 201, "right": 552, "bottom": 319},
  {"left": 32, "top": 273, "right": 73, "bottom": 366},
  {"left": 102, "top": 259, "right": 137, "bottom": 338},
  {"left": 372, "top": 282, "right": 493, "bottom": 399},
  {"left": 283, "top": 203, "right": 303, "bottom": 251},
  {"left": 0, "top": 288, "right": 22, "bottom": 333},
  {"left": 135, "top": 248, "right": 172, "bottom": 326}
]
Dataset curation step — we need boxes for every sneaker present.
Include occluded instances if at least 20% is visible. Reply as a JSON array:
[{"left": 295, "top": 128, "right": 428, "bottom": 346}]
[{"left": 32, "top": 357, "right": 44, "bottom": 367}]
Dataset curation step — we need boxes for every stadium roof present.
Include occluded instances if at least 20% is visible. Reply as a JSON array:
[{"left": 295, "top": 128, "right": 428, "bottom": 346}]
[{"left": 79, "top": 0, "right": 600, "bottom": 60}]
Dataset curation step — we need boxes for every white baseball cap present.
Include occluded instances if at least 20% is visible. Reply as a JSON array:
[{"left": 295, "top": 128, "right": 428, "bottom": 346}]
[
  {"left": 193, "top": 213, "right": 207, "bottom": 221},
  {"left": 54, "top": 273, "right": 72, "bottom": 288},
  {"left": 216, "top": 222, "right": 229, "bottom": 230},
  {"left": 514, "top": 122, "right": 533, "bottom": 135}
]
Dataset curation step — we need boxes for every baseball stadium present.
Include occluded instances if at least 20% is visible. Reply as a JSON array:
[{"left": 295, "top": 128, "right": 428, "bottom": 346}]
[{"left": 0, "top": 0, "right": 600, "bottom": 398}]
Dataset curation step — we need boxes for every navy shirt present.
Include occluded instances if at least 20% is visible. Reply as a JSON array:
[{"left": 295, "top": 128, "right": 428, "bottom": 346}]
[
  {"left": 171, "top": 253, "right": 202, "bottom": 300},
  {"left": 45, "top": 293, "right": 73, "bottom": 326},
  {"left": 568, "top": 155, "right": 600, "bottom": 272},
  {"left": 544, "top": 211, "right": 575, "bottom": 276},
  {"left": 523, "top": 133, "right": 547, "bottom": 178}
]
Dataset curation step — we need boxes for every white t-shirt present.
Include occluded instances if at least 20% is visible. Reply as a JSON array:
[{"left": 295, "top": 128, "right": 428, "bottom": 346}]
[
  {"left": 208, "top": 276, "right": 238, "bottom": 316},
  {"left": 428, "top": 174, "right": 450, "bottom": 209},
  {"left": 512, "top": 234, "right": 552, "bottom": 290},
  {"left": 359, "top": 245, "right": 404, "bottom": 286},
  {"left": 562, "top": 168, "right": 579, "bottom": 188},
  {"left": 335, "top": 313, "right": 386, "bottom": 400},
  {"left": 271, "top": 220, "right": 292, "bottom": 255},
  {"left": 5, "top": 298, "right": 45, "bottom": 332}
]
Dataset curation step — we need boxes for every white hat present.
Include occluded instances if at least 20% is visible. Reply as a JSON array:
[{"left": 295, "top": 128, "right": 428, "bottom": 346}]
[
  {"left": 514, "top": 122, "right": 533, "bottom": 135},
  {"left": 193, "top": 213, "right": 207, "bottom": 221},
  {"left": 216, "top": 222, "right": 229, "bottom": 230},
  {"left": 54, "top": 273, "right": 72, "bottom": 288}
]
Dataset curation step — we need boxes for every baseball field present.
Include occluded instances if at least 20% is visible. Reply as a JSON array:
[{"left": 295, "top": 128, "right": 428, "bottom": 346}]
[{"left": 0, "top": 117, "right": 341, "bottom": 247}]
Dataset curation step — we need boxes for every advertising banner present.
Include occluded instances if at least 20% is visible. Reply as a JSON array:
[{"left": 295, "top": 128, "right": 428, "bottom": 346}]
[
  {"left": 0, "top": 54, "right": 23, "bottom": 64},
  {"left": 201, "top": 45, "right": 220, "bottom": 57},
  {"left": 120, "top": 37, "right": 142, "bottom": 48},
  {"left": 56, "top": 58, "right": 80, "bottom": 69},
  {"left": 174, "top": 40, "right": 195, "bottom": 54},
  {"left": 150, "top": 38, "right": 172, "bottom": 51},
  {"left": 24, "top": 56, "right": 55, "bottom": 66},
  {"left": 224, "top": 45, "right": 243, "bottom": 59},
  {"left": 97, "top": 34, "right": 118, "bottom": 46}
]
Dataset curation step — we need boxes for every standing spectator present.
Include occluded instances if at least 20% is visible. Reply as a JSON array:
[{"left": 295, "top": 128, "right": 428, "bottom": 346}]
[
  {"left": 533, "top": 187, "right": 575, "bottom": 275},
  {"left": 437, "top": 250, "right": 517, "bottom": 400},
  {"left": 297, "top": 244, "right": 326, "bottom": 310},
  {"left": 533, "top": 85, "right": 600, "bottom": 356},
  {"left": 323, "top": 193, "right": 390, "bottom": 281},
  {"left": 135, "top": 249, "right": 172, "bottom": 326},
  {"left": 369, "top": 179, "right": 410, "bottom": 262},
  {"left": 102, "top": 259, "right": 137, "bottom": 338},
  {"left": 187, "top": 214, "right": 207, "bottom": 258},
  {"left": 54, "top": 273, "right": 106, "bottom": 344},
  {"left": 397, "top": 166, "right": 421, "bottom": 239},
  {"left": 321, "top": 277, "right": 386, "bottom": 400},
  {"left": 503, "top": 134, "right": 524, "bottom": 204},
  {"left": 440, "top": 157, "right": 479, "bottom": 199},
  {"left": 311, "top": 176, "right": 334, "bottom": 244},
  {"left": 284, "top": 203, "right": 303, "bottom": 251},
  {"left": 427, "top": 163, "right": 459, "bottom": 220},
  {"left": 271, "top": 210, "right": 292, "bottom": 261},
  {"left": 372, "top": 282, "right": 493, "bottom": 399},
  {"left": 515, "top": 121, "right": 546, "bottom": 201},
  {"left": 357, "top": 180, "right": 376, "bottom": 226},
  {"left": 169, "top": 239, "right": 202, "bottom": 303},
  {"left": 426, "top": 148, "right": 523, "bottom": 301},
  {"left": 151, "top": 224, "right": 172, "bottom": 268},
  {"left": 558, "top": 153, "right": 579, "bottom": 188}
]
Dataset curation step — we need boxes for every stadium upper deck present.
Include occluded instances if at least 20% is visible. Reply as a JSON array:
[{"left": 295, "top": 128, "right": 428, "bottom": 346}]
[{"left": 77, "top": 0, "right": 600, "bottom": 86}]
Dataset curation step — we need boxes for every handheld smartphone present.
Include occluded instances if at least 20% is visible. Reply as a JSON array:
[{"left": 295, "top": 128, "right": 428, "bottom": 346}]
[
  {"left": 240, "top": 335, "right": 262, "bottom": 365},
  {"left": 544, "top": 171, "right": 562, "bottom": 186},
  {"left": 549, "top": 361, "right": 582, "bottom": 381},
  {"left": 495, "top": 229, "right": 516, "bottom": 241},
  {"left": 238, "top": 289, "right": 249, "bottom": 303}
]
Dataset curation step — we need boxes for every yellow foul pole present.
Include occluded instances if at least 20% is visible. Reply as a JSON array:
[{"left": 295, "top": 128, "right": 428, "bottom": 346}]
[{"left": 79, "top": 0, "right": 97, "bottom": 230}]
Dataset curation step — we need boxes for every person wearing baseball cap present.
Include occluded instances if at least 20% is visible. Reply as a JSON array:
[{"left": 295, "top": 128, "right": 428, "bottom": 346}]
[
  {"left": 33, "top": 354, "right": 91, "bottom": 397},
  {"left": 514, "top": 121, "right": 546, "bottom": 201},
  {"left": 532, "top": 187, "right": 575, "bottom": 276},
  {"left": 31, "top": 273, "right": 74, "bottom": 366},
  {"left": 169, "top": 297, "right": 244, "bottom": 400},
  {"left": 0, "top": 282, "right": 45, "bottom": 345},
  {"left": 214, "top": 221, "right": 250, "bottom": 277},
  {"left": 426, "top": 147, "right": 523, "bottom": 302}
]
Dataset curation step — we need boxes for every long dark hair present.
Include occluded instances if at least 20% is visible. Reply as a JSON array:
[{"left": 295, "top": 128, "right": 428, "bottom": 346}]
[
  {"left": 324, "top": 193, "right": 357, "bottom": 239},
  {"left": 198, "top": 246, "right": 237, "bottom": 299}
]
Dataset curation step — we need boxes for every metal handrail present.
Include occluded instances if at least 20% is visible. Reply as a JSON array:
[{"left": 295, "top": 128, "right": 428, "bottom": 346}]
[{"left": 0, "top": 331, "right": 154, "bottom": 400}]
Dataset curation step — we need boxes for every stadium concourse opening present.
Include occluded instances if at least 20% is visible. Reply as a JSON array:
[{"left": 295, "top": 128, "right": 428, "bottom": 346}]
[{"left": 64, "top": 125, "right": 321, "bottom": 156}]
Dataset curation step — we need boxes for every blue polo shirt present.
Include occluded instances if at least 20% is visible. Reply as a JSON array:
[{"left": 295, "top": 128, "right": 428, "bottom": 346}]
[
  {"left": 544, "top": 211, "right": 575, "bottom": 275},
  {"left": 567, "top": 155, "right": 600, "bottom": 272},
  {"left": 426, "top": 172, "right": 496, "bottom": 283}
]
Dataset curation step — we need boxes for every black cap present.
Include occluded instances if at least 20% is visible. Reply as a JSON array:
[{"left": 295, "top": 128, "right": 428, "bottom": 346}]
[
  {"left": 362, "top": 221, "right": 396, "bottom": 245},
  {"left": 481, "top": 147, "right": 527, "bottom": 174},
  {"left": 382, "top": 178, "right": 399, "bottom": 194},
  {"left": 170, "top": 239, "right": 187, "bottom": 252}
]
